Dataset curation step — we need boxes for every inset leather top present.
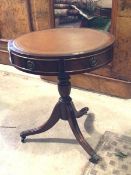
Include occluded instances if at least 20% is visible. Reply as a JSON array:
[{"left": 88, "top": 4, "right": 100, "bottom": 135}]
[
  {"left": 11, "top": 28, "right": 114, "bottom": 58},
  {"left": 8, "top": 28, "right": 115, "bottom": 76}
]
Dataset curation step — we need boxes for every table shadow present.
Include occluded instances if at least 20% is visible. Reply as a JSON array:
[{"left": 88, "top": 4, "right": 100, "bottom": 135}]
[
  {"left": 84, "top": 112, "right": 95, "bottom": 134},
  {"left": 25, "top": 138, "right": 78, "bottom": 144},
  {"left": 25, "top": 113, "right": 97, "bottom": 144}
]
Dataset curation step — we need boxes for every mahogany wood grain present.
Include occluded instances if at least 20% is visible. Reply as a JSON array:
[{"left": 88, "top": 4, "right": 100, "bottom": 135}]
[
  {"left": 111, "top": 0, "right": 131, "bottom": 81},
  {"left": 0, "top": 0, "right": 31, "bottom": 39}
]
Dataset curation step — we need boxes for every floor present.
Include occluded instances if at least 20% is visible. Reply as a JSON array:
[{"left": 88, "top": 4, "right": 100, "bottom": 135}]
[{"left": 0, "top": 64, "right": 131, "bottom": 175}]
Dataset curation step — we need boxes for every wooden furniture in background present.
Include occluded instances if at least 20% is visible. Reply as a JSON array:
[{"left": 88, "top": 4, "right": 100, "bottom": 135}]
[
  {"left": 44, "top": 0, "right": 131, "bottom": 98},
  {"left": 0, "top": 0, "right": 54, "bottom": 65}
]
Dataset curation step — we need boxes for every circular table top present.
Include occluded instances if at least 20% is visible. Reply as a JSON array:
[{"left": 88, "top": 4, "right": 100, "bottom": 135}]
[
  {"left": 9, "top": 28, "right": 115, "bottom": 76},
  {"left": 12, "top": 28, "right": 114, "bottom": 58}
]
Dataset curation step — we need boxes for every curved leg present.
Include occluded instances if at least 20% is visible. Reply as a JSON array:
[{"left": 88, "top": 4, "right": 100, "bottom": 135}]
[
  {"left": 70, "top": 102, "right": 89, "bottom": 118},
  {"left": 76, "top": 107, "right": 89, "bottom": 118},
  {"left": 20, "top": 102, "right": 60, "bottom": 143},
  {"left": 67, "top": 103, "right": 101, "bottom": 164}
]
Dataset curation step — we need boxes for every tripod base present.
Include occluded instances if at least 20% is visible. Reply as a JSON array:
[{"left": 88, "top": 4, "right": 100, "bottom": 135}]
[{"left": 20, "top": 74, "right": 101, "bottom": 164}]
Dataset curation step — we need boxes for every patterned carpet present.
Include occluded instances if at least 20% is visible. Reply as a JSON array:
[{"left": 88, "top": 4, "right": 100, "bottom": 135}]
[{"left": 84, "top": 131, "right": 131, "bottom": 175}]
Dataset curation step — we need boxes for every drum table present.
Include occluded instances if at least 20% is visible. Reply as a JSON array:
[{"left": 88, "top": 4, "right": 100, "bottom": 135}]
[{"left": 8, "top": 28, "right": 114, "bottom": 164}]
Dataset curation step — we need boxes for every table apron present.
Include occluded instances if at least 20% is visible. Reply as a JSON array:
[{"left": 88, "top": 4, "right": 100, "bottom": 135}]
[{"left": 9, "top": 46, "right": 113, "bottom": 76}]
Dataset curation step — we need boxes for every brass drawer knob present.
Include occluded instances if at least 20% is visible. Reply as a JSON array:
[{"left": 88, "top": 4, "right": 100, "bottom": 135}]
[
  {"left": 89, "top": 57, "right": 97, "bottom": 67},
  {"left": 27, "top": 60, "right": 35, "bottom": 71}
]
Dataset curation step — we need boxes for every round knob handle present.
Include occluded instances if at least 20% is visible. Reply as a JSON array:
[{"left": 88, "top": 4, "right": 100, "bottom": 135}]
[
  {"left": 27, "top": 60, "right": 35, "bottom": 71},
  {"left": 89, "top": 57, "right": 97, "bottom": 67}
]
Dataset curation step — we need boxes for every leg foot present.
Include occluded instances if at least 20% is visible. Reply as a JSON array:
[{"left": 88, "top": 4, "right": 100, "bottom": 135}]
[
  {"left": 21, "top": 135, "right": 26, "bottom": 143},
  {"left": 89, "top": 154, "right": 101, "bottom": 164}
]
